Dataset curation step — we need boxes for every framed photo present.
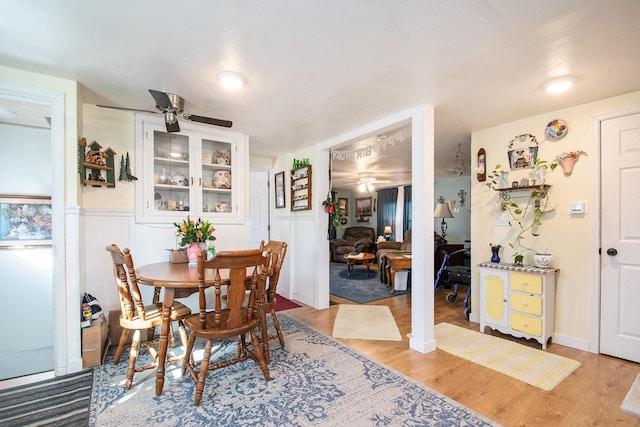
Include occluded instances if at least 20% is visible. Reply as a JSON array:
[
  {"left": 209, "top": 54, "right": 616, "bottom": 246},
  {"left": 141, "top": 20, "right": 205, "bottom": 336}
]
[
  {"left": 507, "top": 134, "right": 538, "bottom": 170},
  {"left": 274, "top": 171, "right": 285, "bottom": 209},
  {"left": 338, "top": 198, "right": 348, "bottom": 215},
  {"left": 355, "top": 197, "right": 373, "bottom": 217},
  {"left": 0, "top": 196, "right": 52, "bottom": 246}
]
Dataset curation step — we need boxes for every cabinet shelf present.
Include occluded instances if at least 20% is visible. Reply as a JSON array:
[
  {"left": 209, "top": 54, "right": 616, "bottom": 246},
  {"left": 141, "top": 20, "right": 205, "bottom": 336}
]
[{"left": 154, "top": 184, "right": 189, "bottom": 191}]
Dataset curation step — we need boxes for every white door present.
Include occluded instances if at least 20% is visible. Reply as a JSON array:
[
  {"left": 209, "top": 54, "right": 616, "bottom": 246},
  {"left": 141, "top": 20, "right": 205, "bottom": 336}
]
[
  {"left": 600, "top": 112, "right": 640, "bottom": 363},
  {"left": 249, "top": 170, "right": 270, "bottom": 248}
]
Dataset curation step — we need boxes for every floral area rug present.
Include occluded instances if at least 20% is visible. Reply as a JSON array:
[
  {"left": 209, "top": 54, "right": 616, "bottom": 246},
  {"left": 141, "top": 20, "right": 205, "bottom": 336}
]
[
  {"left": 90, "top": 314, "right": 499, "bottom": 426},
  {"left": 329, "top": 263, "right": 409, "bottom": 304}
]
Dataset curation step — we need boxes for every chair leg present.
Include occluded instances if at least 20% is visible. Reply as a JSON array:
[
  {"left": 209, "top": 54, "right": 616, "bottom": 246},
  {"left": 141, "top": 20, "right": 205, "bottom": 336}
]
[
  {"left": 182, "top": 333, "right": 196, "bottom": 375},
  {"left": 113, "top": 328, "right": 130, "bottom": 364},
  {"left": 194, "top": 339, "right": 213, "bottom": 406},
  {"left": 177, "top": 320, "right": 193, "bottom": 365},
  {"left": 169, "top": 322, "right": 176, "bottom": 348},
  {"left": 249, "top": 330, "right": 271, "bottom": 382},
  {"left": 125, "top": 329, "right": 141, "bottom": 389},
  {"left": 271, "top": 308, "right": 285, "bottom": 348},
  {"left": 259, "top": 306, "right": 270, "bottom": 363}
]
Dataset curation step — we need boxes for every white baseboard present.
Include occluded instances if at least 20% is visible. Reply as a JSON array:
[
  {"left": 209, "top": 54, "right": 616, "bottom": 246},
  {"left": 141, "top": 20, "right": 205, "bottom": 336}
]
[{"left": 553, "top": 333, "right": 591, "bottom": 352}]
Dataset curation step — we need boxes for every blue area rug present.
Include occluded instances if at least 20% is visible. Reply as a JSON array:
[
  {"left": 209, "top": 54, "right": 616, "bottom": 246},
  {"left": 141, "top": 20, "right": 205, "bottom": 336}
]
[
  {"left": 90, "top": 314, "right": 498, "bottom": 426},
  {"left": 330, "top": 263, "right": 409, "bottom": 304}
]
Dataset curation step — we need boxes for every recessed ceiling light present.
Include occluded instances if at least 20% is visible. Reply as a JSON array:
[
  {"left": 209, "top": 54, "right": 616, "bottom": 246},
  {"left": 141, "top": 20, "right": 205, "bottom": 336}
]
[
  {"left": 544, "top": 77, "right": 573, "bottom": 94},
  {"left": 0, "top": 108, "right": 17, "bottom": 119},
  {"left": 216, "top": 71, "right": 246, "bottom": 91}
]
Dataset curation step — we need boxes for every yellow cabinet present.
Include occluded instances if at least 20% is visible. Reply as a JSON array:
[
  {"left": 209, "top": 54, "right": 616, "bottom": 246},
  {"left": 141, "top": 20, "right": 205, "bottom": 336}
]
[{"left": 479, "top": 263, "right": 557, "bottom": 349}]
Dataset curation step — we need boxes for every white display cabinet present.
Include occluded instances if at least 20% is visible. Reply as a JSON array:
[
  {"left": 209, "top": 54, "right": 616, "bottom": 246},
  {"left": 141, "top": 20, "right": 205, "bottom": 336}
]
[{"left": 135, "top": 115, "right": 245, "bottom": 224}]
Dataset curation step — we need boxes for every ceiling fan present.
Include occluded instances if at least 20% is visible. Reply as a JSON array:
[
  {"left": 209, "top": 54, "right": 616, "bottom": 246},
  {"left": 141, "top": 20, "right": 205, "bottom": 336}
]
[
  {"left": 353, "top": 172, "right": 390, "bottom": 192},
  {"left": 97, "top": 89, "right": 232, "bottom": 133}
]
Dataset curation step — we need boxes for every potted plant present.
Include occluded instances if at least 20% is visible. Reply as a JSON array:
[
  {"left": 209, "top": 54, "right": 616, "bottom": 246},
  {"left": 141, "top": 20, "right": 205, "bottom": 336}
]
[
  {"left": 486, "top": 163, "right": 555, "bottom": 265},
  {"left": 322, "top": 194, "right": 336, "bottom": 213},
  {"left": 174, "top": 215, "right": 216, "bottom": 264},
  {"left": 322, "top": 194, "right": 344, "bottom": 228},
  {"left": 554, "top": 150, "right": 587, "bottom": 176}
]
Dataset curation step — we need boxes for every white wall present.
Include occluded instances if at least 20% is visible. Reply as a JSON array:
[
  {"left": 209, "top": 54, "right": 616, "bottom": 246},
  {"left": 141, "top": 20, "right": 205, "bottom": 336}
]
[{"left": 471, "top": 90, "right": 640, "bottom": 348}]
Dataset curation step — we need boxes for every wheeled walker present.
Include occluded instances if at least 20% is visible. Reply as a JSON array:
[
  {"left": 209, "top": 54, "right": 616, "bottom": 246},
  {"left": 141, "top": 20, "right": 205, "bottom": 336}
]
[{"left": 434, "top": 247, "right": 471, "bottom": 320}]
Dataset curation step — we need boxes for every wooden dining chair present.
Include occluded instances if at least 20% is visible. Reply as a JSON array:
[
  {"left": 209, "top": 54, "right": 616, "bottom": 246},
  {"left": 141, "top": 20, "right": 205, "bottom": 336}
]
[
  {"left": 106, "top": 244, "right": 191, "bottom": 389},
  {"left": 258, "top": 240, "right": 288, "bottom": 361},
  {"left": 182, "top": 249, "right": 272, "bottom": 406}
]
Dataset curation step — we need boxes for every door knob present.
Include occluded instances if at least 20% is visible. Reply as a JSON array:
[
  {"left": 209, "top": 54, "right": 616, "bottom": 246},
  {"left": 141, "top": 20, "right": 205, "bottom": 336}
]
[{"left": 606, "top": 248, "right": 618, "bottom": 256}]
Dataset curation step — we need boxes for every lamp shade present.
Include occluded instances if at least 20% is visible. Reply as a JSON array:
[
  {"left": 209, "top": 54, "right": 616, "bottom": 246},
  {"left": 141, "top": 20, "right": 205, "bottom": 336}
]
[
  {"left": 433, "top": 203, "right": 454, "bottom": 219},
  {"left": 383, "top": 226, "right": 392, "bottom": 235}
]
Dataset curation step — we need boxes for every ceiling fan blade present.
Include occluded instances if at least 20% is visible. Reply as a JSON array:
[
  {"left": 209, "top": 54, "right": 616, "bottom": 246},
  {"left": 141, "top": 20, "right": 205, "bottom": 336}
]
[
  {"left": 148, "top": 89, "right": 173, "bottom": 110},
  {"left": 183, "top": 113, "right": 232, "bottom": 128},
  {"left": 96, "top": 104, "right": 158, "bottom": 114}
]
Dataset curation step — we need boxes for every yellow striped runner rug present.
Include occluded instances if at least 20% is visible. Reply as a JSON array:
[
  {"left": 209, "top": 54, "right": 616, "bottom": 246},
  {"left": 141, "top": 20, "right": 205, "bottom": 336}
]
[{"left": 435, "top": 322, "right": 580, "bottom": 391}]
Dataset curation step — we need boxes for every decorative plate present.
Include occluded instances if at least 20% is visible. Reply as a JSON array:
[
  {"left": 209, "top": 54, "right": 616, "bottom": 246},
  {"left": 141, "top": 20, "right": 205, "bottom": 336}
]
[{"left": 545, "top": 119, "right": 568, "bottom": 139}]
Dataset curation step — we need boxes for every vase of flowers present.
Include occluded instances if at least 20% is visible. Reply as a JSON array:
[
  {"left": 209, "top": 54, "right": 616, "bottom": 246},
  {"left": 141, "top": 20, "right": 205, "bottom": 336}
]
[
  {"left": 554, "top": 150, "right": 587, "bottom": 176},
  {"left": 174, "top": 215, "right": 216, "bottom": 264}
]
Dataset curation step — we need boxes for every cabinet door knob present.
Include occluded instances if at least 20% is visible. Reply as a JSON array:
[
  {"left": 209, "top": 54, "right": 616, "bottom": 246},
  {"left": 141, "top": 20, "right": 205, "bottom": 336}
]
[
  {"left": 522, "top": 322, "right": 528, "bottom": 327},
  {"left": 522, "top": 303, "right": 528, "bottom": 307},
  {"left": 522, "top": 281, "right": 528, "bottom": 286}
]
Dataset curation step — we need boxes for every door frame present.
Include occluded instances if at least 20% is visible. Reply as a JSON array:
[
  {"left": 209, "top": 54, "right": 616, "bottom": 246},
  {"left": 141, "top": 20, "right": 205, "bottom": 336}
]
[
  {"left": 0, "top": 81, "right": 74, "bottom": 381},
  {"left": 588, "top": 105, "right": 640, "bottom": 353}
]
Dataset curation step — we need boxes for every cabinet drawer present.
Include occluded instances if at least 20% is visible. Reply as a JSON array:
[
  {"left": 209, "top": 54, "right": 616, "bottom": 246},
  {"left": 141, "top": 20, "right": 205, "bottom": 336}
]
[
  {"left": 510, "top": 273, "right": 542, "bottom": 295},
  {"left": 510, "top": 293, "right": 542, "bottom": 316},
  {"left": 510, "top": 312, "right": 542, "bottom": 337}
]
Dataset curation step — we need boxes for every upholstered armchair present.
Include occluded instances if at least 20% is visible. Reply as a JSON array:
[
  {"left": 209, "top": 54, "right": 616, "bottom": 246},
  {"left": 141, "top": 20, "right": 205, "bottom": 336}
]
[{"left": 329, "top": 226, "right": 376, "bottom": 263}]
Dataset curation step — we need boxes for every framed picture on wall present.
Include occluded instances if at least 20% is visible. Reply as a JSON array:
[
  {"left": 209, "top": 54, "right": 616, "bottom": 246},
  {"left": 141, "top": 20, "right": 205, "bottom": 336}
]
[
  {"left": 355, "top": 196, "right": 373, "bottom": 217},
  {"left": 338, "top": 198, "right": 348, "bottom": 215},
  {"left": 274, "top": 171, "right": 285, "bottom": 209},
  {"left": 0, "top": 196, "right": 52, "bottom": 246}
]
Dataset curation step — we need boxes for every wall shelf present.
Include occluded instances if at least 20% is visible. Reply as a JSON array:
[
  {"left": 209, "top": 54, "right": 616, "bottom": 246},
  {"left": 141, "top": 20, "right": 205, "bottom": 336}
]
[
  {"left": 494, "top": 184, "right": 550, "bottom": 201},
  {"left": 78, "top": 138, "right": 116, "bottom": 188},
  {"left": 291, "top": 164, "right": 312, "bottom": 211}
]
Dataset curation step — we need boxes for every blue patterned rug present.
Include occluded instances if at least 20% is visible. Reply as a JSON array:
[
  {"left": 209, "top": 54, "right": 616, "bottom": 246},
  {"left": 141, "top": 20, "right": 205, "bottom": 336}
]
[
  {"left": 89, "top": 314, "right": 498, "bottom": 426},
  {"left": 330, "top": 263, "right": 409, "bottom": 304}
]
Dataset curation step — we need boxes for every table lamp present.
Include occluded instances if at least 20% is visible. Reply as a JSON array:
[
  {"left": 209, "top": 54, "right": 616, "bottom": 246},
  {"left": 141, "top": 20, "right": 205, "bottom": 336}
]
[
  {"left": 433, "top": 202, "right": 454, "bottom": 241},
  {"left": 383, "top": 225, "right": 392, "bottom": 240}
]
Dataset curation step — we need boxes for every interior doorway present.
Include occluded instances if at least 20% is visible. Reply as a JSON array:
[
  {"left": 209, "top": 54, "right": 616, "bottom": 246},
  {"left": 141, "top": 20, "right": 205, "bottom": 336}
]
[{"left": 598, "top": 110, "right": 640, "bottom": 363}]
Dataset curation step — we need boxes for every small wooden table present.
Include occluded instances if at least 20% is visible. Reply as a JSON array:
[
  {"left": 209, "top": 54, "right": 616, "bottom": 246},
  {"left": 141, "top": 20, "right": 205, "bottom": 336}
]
[
  {"left": 136, "top": 262, "right": 218, "bottom": 396},
  {"left": 344, "top": 252, "right": 376, "bottom": 278},
  {"left": 385, "top": 253, "right": 412, "bottom": 294}
]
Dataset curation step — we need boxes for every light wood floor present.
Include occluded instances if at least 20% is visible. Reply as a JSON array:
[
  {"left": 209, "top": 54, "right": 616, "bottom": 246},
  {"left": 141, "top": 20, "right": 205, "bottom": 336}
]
[{"left": 283, "top": 279, "right": 640, "bottom": 426}]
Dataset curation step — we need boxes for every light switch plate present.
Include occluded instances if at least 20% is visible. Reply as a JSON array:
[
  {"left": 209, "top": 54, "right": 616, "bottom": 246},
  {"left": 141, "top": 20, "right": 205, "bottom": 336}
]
[{"left": 569, "top": 201, "right": 586, "bottom": 215}]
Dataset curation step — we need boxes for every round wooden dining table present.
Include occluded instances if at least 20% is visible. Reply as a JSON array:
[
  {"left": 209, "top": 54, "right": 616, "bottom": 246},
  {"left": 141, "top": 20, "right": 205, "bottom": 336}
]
[{"left": 136, "top": 262, "right": 217, "bottom": 396}]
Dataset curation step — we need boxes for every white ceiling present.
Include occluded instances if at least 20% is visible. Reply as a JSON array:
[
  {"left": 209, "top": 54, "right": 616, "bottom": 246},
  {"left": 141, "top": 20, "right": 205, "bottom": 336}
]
[{"left": 1, "top": 1, "right": 639, "bottom": 189}]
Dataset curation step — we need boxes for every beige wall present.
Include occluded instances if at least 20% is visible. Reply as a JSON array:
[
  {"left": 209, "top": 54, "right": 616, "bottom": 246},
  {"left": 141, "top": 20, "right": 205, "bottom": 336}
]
[
  {"left": 82, "top": 104, "right": 137, "bottom": 208},
  {"left": 471, "top": 91, "right": 640, "bottom": 346}
]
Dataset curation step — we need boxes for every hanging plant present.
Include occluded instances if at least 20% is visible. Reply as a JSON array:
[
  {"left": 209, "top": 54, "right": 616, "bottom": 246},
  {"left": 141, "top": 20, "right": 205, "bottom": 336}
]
[{"left": 322, "top": 194, "right": 343, "bottom": 227}]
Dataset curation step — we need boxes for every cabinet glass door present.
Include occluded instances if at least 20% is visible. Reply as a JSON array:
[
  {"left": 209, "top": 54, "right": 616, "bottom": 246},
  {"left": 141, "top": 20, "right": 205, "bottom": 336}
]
[
  {"left": 200, "top": 138, "right": 233, "bottom": 215},
  {"left": 152, "top": 130, "right": 192, "bottom": 214}
]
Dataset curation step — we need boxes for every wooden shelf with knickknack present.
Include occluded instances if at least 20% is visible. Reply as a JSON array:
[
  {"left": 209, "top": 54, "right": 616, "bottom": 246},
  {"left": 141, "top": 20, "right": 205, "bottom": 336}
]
[
  {"left": 291, "top": 164, "right": 312, "bottom": 211},
  {"left": 78, "top": 138, "right": 116, "bottom": 187},
  {"left": 493, "top": 184, "right": 550, "bottom": 202}
]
